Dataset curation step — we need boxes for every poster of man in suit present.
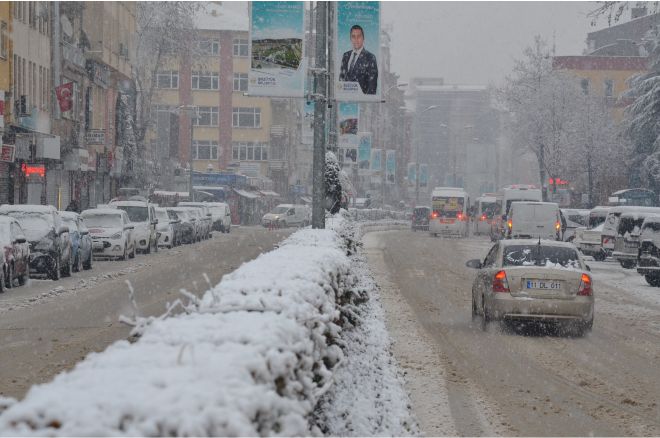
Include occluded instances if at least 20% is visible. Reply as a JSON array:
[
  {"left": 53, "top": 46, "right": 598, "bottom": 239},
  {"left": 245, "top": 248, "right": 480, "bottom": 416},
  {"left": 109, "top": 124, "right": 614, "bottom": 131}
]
[{"left": 335, "top": 2, "right": 381, "bottom": 101}]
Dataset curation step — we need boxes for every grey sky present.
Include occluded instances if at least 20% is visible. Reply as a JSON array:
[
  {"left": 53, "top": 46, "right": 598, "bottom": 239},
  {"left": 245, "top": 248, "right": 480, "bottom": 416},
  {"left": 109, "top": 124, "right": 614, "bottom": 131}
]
[{"left": 382, "top": 2, "right": 611, "bottom": 86}]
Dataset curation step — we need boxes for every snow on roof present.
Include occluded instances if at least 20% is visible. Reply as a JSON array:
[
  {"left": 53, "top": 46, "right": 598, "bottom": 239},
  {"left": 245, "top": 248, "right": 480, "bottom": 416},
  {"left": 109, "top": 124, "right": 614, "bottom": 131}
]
[
  {"left": 413, "top": 84, "right": 488, "bottom": 93},
  {"left": 501, "top": 238, "right": 577, "bottom": 249},
  {"left": 194, "top": 1, "right": 248, "bottom": 32},
  {"left": 80, "top": 208, "right": 123, "bottom": 216}
]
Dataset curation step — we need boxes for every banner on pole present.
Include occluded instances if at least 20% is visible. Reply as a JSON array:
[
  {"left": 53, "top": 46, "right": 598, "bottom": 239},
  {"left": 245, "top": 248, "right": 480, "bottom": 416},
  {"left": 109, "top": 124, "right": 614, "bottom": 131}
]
[
  {"left": 357, "top": 132, "right": 372, "bottom": 170},
  {"left": 419, "top": 163, "right": 429, "bottom": 188},
  {"left": 338, "top": 102, "right": 359, "bottom": 148},
  {"left": 370, "top": 148, "right": 382, "bottom": 171},
  {"left": 407, "top": 163, "right": 416, "bottom": 187},
  {"left": 249, "top": 2, "right": 306, "bottom": 97},
  {"left": 334, "top": 2, "right": 381, "bottom": 102},
  {"left": 385, "top": 149, "right": 396, "bottom": 184}
]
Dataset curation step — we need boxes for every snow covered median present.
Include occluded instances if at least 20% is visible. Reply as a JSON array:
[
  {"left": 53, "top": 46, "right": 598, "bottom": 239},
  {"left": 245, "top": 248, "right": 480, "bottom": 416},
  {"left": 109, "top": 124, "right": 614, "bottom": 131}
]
[{"left": 0, "top": 212, "right": 416, "bottom": 436}]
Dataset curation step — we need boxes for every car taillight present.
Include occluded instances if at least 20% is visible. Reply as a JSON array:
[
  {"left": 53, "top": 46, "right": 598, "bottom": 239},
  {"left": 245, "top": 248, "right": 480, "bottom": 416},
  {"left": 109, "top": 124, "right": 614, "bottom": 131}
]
[
  {"left": 507, "top": 219, "right": 512, "bottom": 229},
  {"left": 481, "top": 214, "right": 487, "bottom": 221},
  {"left": 578, "top": 273, "right": 592, "bottom": 296},
  {"left": 431, "top": 212, "right": 438, "bottom": 219},
  {"left": 457, "top": 212, "right": 464, "bottom": 221},
  {"left": 492, "top": 270, "right": 510, "bottom": 293},
  {"left": 555, "top": 221, "right": 561, "bottom": 231}
]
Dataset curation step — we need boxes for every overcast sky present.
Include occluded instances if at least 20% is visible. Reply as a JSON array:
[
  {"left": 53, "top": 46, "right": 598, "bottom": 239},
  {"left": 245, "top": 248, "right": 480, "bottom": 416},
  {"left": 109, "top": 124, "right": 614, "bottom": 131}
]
[{"left": 381, "top": 1, "right": 612, "bottom": 87}]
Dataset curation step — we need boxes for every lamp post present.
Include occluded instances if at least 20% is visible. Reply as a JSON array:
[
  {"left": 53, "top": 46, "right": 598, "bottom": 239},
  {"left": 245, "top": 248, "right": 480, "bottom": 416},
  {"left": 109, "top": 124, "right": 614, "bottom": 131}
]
[
  {"left": 174, "top": 105, "right": 198, "bottom": 201},
  {"left": 414, "top": 105, "right": 439, "bottom": 204}
]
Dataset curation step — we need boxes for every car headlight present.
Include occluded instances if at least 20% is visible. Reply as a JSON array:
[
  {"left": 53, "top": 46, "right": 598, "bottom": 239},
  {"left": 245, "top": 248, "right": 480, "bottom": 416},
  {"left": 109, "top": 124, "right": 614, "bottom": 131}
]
[
  {"left": 274, "top": 215, "right": 279, "bottom": 220},
  {"left": 110, "top": 232, "right": 122, "bottom": 239}
]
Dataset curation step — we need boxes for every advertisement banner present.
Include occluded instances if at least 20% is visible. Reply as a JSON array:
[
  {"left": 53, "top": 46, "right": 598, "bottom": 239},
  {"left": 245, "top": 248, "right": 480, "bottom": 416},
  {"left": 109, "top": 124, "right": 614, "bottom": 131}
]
[
  {"left": 338, "top": 102, "right": 359, "bottom": 148},
  {"left": 249, "top": 2, "right": 306, "bottom": 97},
  {"left": 335, "top": 1, "right": 381, "bottom": 102},
  {"left": 385, "top": 149, "right": 396, "bottom": 184},
  {"left": 357, "top": 132, "right": 372, "bottom": 169},
  {"left": 419, "top": 163, "right": 429, "bottom": 188},
  {"left": 343, "top": 147, "right": 357, "bottom": 164},
  {"left": 302, "top": 101, "right": 314, "bottom": 145},
  {"left": 0, "top": 144, "right": 15, "bottom": 162},
  {"left": 370, "top": 149, "right": 382, "bottom": 171},
  {"left": 407, "top": 163, "right": 416, "bottom": 187}
]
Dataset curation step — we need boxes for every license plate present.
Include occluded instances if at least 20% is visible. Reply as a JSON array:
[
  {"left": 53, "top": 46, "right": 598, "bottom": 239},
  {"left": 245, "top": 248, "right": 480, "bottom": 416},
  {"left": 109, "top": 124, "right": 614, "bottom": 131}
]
[
  {"left": 92, "top": 241, "right": 104, "bottom": 250},
  {"left": 525, "top": 279, "right": 562, "bottom": 290},
  {"left": 440, "top": 219, "right": 455, "bottom": 224}
]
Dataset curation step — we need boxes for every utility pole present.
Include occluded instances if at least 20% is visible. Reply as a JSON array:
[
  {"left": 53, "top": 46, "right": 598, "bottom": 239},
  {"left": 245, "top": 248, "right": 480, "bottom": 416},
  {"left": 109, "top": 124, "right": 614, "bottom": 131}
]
[{"left": 311, "top": 1, "right": 328, "bottom": 229}]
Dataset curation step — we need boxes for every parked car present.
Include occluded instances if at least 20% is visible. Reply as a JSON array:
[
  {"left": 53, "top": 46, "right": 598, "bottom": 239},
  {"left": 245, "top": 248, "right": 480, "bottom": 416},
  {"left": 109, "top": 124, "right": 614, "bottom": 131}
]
[
  {"left": 262, "top": 204, "right": 311, "bottom": 228},
  {"left": 573, "top": 206, "right": 610, "bottom": 261},
  {"left": 601, "top": 206, "right": 660, "bottom": 259},
  {"left": 81, "top": 208, "right": 135, "bottom": 260},
  {"left": 636, "top": 215, "right": 660, "bottom": 286},
  {"left": 466, "top": 239, "right": 594, "bottom": 335},
  {"left": 108, "top": 200, "right": 159, "bottom": 254},
  {"left": 177, "top": 202, "right": 212, "bottom": 239},
  {"left": 60, "top": 211, "right": 93, "bottom": 272},
  {"left": 561, "top": 209, "right": 589, "bottom": 242},
  {"left": 411, "top": 206, "right": 431, "bottom": 232},
  {"left": 167, "top": 207, "right": 196, "bottom": 244},
  {"left": 0, "top": 204, "right": 72, "bottom": 280},
  {"left": 612, "top": 211, "right": 650, "bottom": 269},
  {"left": 154, "top": 207, "right": 179, "bottom": 249},
  {"left": 186, "top": 208, "right": 205, "bottom": 242},
  {"left": 206, "top": 202, "right": 232, "bottom": 233},
  {"left": 0, "top": 216, "right": 30, "bottom": 290}
]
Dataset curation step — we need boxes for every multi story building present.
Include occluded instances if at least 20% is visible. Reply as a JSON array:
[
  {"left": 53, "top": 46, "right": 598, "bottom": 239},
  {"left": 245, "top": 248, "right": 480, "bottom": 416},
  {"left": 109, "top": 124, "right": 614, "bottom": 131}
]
[
  {"left": 0, "top": 2, "right": 11, "bottom": 203},
  {"left": 148, "top": 2, "right": 274, "bottom": 193}
]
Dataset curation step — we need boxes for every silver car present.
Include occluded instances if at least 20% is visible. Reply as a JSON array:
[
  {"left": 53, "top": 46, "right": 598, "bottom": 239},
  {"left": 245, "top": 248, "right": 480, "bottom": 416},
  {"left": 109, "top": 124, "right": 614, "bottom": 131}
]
[{"left": 466, "top": 239, "right": 594, "bottom": 335}]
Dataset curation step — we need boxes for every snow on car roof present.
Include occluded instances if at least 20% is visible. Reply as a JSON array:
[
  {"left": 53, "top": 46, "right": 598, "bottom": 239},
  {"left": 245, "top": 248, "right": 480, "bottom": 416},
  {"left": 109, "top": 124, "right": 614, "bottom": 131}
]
[
  {"left": 109, "top": 200, "right": 148, "bottom": 207},
  {"left": 59, "top": 211, "right": 79, "bottom": 219},
  {"left": 81, "top": 208, "right": 124, "bottom": 216},
  {"left": 500, "top": 238, "right": 577, "bottom": 249},
  {"left": 0, "top": 204, "right": 56, "bottom": 213},
  {"left": 641, "top": 214, "right": 660, "bottom": 223}
]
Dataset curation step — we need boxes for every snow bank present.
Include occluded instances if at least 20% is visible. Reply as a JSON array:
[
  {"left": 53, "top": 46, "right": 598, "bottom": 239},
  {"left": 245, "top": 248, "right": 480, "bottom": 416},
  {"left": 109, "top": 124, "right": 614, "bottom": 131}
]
[{"left": 0, "top": 217, "right": 358, "bottom": 436}]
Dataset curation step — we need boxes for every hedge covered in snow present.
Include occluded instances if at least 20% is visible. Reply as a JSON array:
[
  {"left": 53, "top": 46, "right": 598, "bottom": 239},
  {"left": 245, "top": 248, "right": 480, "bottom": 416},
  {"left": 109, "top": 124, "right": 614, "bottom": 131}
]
[{"left": 0, "top": 215, "right": 371, "bottom": 436}]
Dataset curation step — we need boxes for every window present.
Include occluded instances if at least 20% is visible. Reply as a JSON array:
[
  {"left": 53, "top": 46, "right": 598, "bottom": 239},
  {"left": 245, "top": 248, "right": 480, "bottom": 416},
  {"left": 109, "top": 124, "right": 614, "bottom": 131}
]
[
  {"left": 604, "top": 79, "right": 614, "bottom": 98},
  {"left": 232, "top": 142, "right": 269, "bottom": 161},
  {"left": 233, "top": 73, "right": 248, "bottom": 92},
  {"left": 233, "top": 39, "right": 248, "bottom": 57},
  {"left": 193, "top": 140, "right": 218, "bottom": 160},
  {"left": 194, "top": 106, "right": 219, "bottom": 126},
  {"left": 191, "top": 71, "right": 219, "bottom": 90},
  {"left": 197, "top": 39, "right": 219, "bottom": 56},
  {"left": 0, "top": 21, "right": 7, "bottom": 59},
  {"left": 155, "top": 71, "right": 178, "bottom": 89},
  {"left": 580, "top": 78, "right": 589, "bottom": 95},
  {"left": 232, "top": 107, "right": 261, "bottom": 128},
  {"left": 151, "top": 104, "right": 173, "bottom": 121}
]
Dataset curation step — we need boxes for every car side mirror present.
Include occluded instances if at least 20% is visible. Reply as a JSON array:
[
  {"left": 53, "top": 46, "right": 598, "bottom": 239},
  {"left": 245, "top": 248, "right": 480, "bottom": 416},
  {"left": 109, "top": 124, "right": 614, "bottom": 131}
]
[
  {"left": 80, "top": 230, "right": 89, "bottom": 236},
  {"left": 125, "top": 225, "right": 134, "bottom": 230},
  {"left": 585, "top": 264, "right": 591, "bottom": 272},
  {"left": 58, "top": 226, "right": 69, "bottom": 235},
  {"left": 15, "top": 235, "right": 27, "bottom": 244},
  {"left": 465, "top": 259, "right": 482, "bottom": 269}
]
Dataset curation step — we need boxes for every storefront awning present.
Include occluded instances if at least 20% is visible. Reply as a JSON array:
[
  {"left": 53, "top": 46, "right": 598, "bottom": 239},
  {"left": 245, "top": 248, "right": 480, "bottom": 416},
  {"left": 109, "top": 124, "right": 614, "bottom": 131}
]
[{"left": 234, "top": 189, "right": 260, "bottom": 199}]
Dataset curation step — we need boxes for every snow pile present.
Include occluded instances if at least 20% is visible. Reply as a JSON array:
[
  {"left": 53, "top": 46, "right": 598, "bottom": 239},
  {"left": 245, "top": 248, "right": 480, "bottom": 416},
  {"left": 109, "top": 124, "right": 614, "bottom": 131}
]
[{"left": 0, "top": 221, "right": 358, "bottom": 436}]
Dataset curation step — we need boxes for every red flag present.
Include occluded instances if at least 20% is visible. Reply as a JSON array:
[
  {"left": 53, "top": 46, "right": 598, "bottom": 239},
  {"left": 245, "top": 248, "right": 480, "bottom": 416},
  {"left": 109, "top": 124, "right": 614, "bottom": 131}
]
[{"left": 55, "top": 82, "right": 74, "bottom": 112}]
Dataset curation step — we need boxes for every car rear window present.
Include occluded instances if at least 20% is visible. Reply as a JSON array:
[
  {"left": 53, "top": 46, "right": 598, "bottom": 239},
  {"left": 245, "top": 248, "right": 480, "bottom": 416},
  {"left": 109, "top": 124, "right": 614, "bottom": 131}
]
[
  {"left": 502, "top": 244, "right": 581, "bottom": 268},
  {"left": 618, "top": 217, "right": 644, "bottom": 236}
]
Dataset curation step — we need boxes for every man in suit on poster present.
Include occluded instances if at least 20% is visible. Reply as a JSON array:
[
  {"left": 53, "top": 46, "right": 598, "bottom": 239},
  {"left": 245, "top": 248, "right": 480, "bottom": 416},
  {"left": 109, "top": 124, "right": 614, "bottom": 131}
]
[{"left": 339, "top": 25, "right": 378, "bottom": 95}]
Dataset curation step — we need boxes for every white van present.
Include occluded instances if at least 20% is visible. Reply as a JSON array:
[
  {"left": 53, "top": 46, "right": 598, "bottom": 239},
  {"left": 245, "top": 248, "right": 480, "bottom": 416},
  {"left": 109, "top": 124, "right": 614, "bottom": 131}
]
[
  {"left": 262, "top": 204, "right": 310, "bottom": 228},
  {"left": 507, "top": 201, "right": 562, "bottom": 240},
  {"left": 473, "top": 193, "right": 501, "bottom": 235},
  {"left": 429, "top": 187, "right": 470, "bottom": 237},
  {"left": 206, "top": 202, "right": 232, "bottom": 233}
]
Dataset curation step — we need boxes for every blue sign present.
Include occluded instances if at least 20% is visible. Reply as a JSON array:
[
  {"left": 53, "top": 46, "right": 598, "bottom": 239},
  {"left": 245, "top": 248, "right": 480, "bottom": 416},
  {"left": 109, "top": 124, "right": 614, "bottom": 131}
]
[{"left": 192, "top": 172, "right": 247, "bottom": 187}]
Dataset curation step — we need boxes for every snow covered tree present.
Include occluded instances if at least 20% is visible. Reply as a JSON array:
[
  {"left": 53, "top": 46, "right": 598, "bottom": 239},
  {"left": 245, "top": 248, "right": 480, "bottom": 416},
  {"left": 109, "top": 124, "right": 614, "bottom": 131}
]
[{"left": 325, "top": 152, "right": 342, "bottom": 214}]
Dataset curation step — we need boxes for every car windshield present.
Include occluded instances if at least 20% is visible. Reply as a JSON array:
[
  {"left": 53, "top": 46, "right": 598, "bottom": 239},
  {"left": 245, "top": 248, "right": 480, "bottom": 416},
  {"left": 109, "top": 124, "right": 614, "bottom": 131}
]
[
  {"left": 272, "top": 206, "right": 289, "bottom": 214},
  {"left": 2, "top": 211, "right": 53, "bottom": 241},
  {"left": 567, "top": 214, "right": 587, "bottom": 226},
  {"left": 83, "top": 214, "right": 122, "bottom": 229},
  {"left": 642, "top": 221, "right": 660, "bottom": 233},
  {"left": 588, "top": 215, "right": 606, "bottom": 228},
  {"left": 502, "top": 244, "right": 581, "bottom": 269},
  {"left": 170, "top": 210, "right": 188, "bottom": 221},
  {"left": 618, "top": 217, "right": 644, "bottom": 236},
  {"left": 480, "top": 202, "right": 500, "bottom": 218},
  {"left": 432, "top": 197, "right": 464, "bottom": 218},
  {"left": 115, "top": 206, "right": 149, "bottom": 222}
]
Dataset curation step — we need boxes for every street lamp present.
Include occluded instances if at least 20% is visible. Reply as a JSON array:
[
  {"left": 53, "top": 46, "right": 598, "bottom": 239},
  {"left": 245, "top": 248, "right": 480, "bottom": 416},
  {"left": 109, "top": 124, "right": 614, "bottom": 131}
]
[
  {"left": 414, "top": 105, "right": 439, "bottom": 204},
  {"left": 173, "top": 105, "right": 198, "bottom": 201}
]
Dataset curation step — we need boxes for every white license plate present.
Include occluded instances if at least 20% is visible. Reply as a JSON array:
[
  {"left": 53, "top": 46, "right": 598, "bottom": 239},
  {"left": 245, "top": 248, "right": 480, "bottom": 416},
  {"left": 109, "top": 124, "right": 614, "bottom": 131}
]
[{"left": 525, "top": 279, "right": 562, "bottom": 290}]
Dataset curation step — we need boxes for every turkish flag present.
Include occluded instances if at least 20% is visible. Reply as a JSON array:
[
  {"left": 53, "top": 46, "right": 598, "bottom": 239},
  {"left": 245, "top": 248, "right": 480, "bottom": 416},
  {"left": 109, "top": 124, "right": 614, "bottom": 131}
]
[{"left": 55, "top": 82, "right": 74, "bottom": 112}]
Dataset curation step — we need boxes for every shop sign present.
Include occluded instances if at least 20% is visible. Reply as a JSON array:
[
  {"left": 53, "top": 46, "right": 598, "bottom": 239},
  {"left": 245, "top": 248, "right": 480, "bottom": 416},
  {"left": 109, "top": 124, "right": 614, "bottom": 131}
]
[
  {"left": 85, "top": 130, "right": 105, "bottom": 145},
  {"left": 0, "top": 144, "right": 15, "bottom": 162}
]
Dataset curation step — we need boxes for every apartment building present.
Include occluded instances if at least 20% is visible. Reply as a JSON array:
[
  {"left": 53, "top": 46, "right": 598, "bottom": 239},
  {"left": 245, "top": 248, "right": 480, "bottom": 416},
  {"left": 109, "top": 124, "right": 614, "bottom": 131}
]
[{"left": 0, "top": 2, "right": 11, "bottom": 203}]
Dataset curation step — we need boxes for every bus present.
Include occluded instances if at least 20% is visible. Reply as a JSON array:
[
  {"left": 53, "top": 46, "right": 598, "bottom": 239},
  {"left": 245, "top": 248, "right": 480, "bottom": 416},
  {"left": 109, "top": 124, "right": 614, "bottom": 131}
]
[
  {"left": 429, "top": 187, "right": 470, "bottom": 237},
  {"left": 473, "top": 193, "right": 501, "bottom": 235},
  {"left": 609, "top": 188, "right": 657, "bottom": 207}
]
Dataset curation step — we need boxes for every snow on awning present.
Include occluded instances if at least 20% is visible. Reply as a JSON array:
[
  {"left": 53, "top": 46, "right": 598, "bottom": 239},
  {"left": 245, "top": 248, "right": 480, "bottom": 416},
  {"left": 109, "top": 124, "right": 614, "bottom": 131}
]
[
  {"left": 234, "top": 189, "right": 260, "bottom": 199},
  {"left": 259, "top": 190, "right": 280, "bottom": 197}
]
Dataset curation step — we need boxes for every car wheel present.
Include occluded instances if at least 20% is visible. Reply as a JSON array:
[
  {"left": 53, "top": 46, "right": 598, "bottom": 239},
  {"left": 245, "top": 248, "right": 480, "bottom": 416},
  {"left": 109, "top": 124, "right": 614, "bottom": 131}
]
[
  {"left": 481, "top": 296, "right": 490, "bottom": 331},
  {"left": 145, "top": 240, "right": 151, "bottom": 254},
  {"left": 575, "top": 318, "right": 593, "bottom": 336},
  {"left": 62, "top": 254, "right": 73, "bottom": 277},
  {"left": 73, "top": 254, "right": 82, "bottom": 273},
  {"left": 471, "top": 295, "right": 478, "bottom": 322},
  {"left": 18, "top": 267, "right": 27, "bottom": 285},
  {"left": 593, "top": 251, "right": 606, "bottom": 261},
  {"left": 122, "top": 245, "right": 128, "bottom": 261},
  {"left": 5, "top": 264, "right": 14, "bottom": 289},
  {"left": 644, "top": 274, "right": 660, "bottom": 287},
  {"left": 51, "top": 257, "right": 61, "bottom": 281},
  {"left": 226, "top": 225, "right": 231, "bottom": 234},
  {"left": 619, "top": 260, "right": 636, "bottom": 269},
  {"left": 83, "top": 252, "right": 93, "bottom": 270}
]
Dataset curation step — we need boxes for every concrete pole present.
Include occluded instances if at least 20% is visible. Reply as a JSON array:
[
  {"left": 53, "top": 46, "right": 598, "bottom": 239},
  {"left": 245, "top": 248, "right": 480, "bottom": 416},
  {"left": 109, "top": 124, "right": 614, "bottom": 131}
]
[
  {"left": 311, "top": 1, "right": 327, "bottom": 229},
  {"left": 52, "top": 1, "right": 61, "bottom": 119}
]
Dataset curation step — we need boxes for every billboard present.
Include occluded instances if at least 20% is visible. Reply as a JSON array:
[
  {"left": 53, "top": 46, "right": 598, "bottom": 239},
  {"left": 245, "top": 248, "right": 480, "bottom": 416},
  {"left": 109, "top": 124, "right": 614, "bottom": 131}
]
[
  {"left": 249, "top": 2, "right": 306, "bottom": 97},
  {"left": 370, "top": 149, "right": 382, "bottom": 171},
  {"left": 385, "top": 150, "right": 396, "bottom": 184},
  {"left": 338, "top": 102, "right": 359, "bottom": 149},
  {"left": 357, "top": 132, "right": 372, "bottom": 170},
  {"left": 335, "top": 2, "right": 381, "bottom": 102}
]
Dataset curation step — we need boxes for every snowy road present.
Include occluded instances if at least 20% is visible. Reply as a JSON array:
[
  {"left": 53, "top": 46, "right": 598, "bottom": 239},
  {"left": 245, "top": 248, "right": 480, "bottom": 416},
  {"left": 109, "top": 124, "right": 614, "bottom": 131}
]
[
  {"left": 0, "top": 226, "right": 293, "bottom": 400},
  {"left": 365, "top": 230, "right": 660, "bottom": 436}
]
